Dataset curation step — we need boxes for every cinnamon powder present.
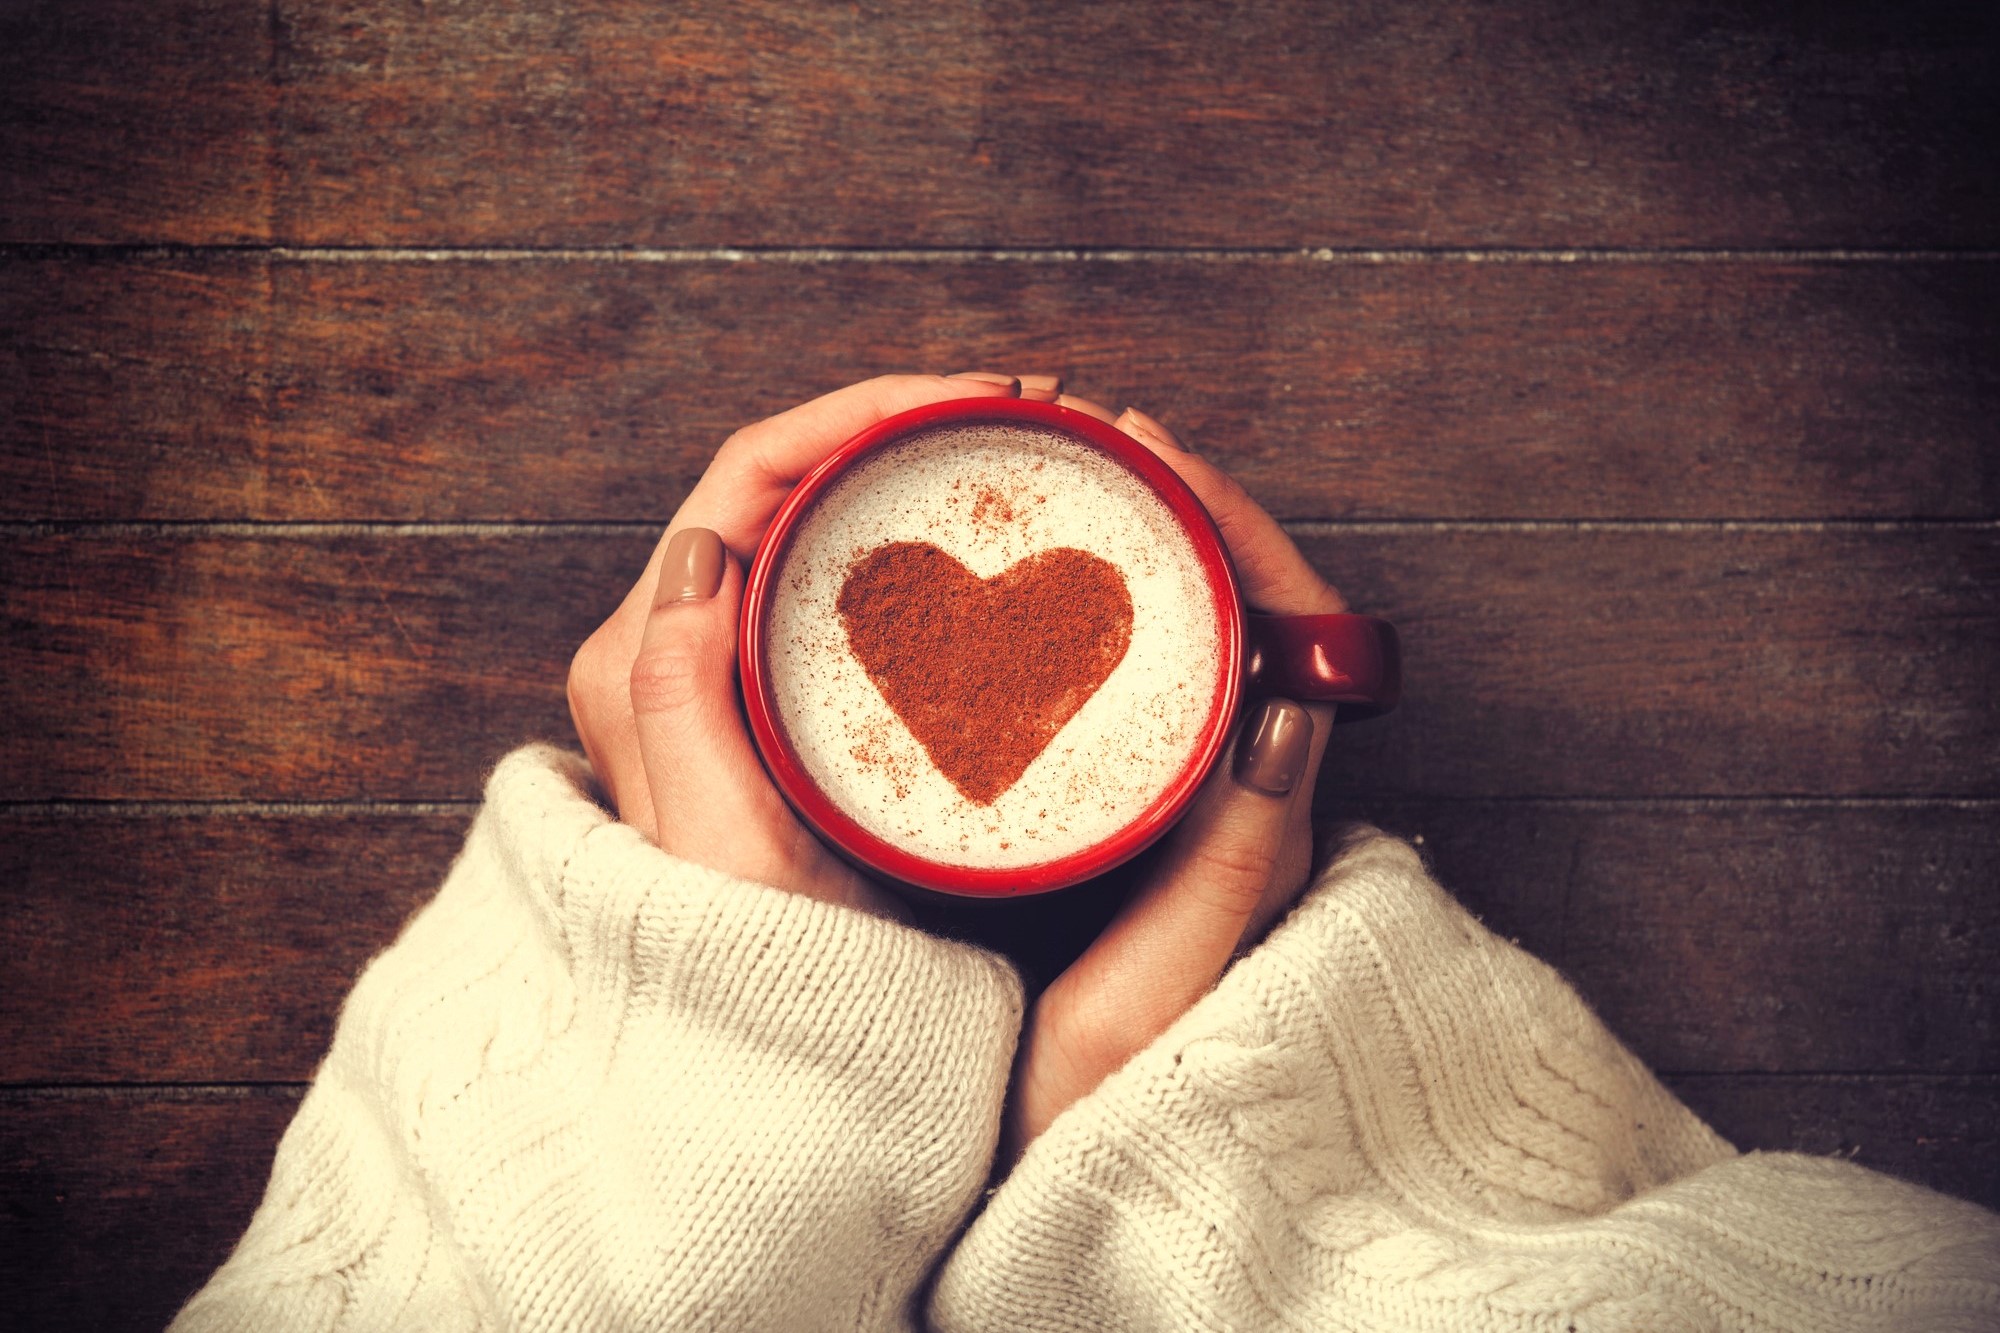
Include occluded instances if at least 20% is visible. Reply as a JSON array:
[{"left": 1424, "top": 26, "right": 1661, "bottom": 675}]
[{"left": 836, "top": 541, "right": 1134, "bottom": 805}]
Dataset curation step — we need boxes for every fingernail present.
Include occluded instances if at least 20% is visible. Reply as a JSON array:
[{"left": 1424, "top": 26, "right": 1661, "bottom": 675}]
[
  {"left": 1055, "top": 392, "right": 1120, "bottom": 425},
  {"left": 948, "top": 371, "right": 1021, "bottom": 394},
  {"left": 1018, "top": 373, "right": 1063, "bottom": 402},
  {"left": 1121, "top": 405, "right": 1192, "bottom": 455},
  {"left": 1234, "top": 699, "right": 1313, "bottom": 796},
  {"left": 659, "top": 527, "right": 725, "bottom": 604}
]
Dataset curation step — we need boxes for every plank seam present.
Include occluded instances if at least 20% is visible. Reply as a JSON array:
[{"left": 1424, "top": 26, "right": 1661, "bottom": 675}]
[
  {"left": 4, "top": 244, "right": 2000, "bottom": 264},
  {"left": 7, "top": 519, "right": 1997, "bottom": 538},
  {"left": 0, "top": 1083, "right": 308, "bottom": 1098},
  {"left": 0, "top": 801, "right": 478, "bottom": 816},
  {"left": 4, "top": 797, "right": 1995, "bottom": 815},
  {"left": 2, "top": 1076, "right": 1993, "bottom": 1095},
  {"left": 1658, "top": 1072, "right": 2000, "bottom": 1083}
]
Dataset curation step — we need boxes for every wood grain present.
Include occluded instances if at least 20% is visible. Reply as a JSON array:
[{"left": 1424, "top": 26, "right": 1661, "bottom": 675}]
[
  {"left": 0, "top": 1088, "right": 299, "bottom": 1333},
  {"left": 0, "top": 0, "right": 271, "bottom": 245},
  {"left": 1664, "top": 1074, "right": 2000, "bottom": 1207},
  {"left": 0, "top": 528, "right": 648, "bottom": 803},
  {"left": 5, "top": 257, "right": 1997, "bottom": 521},
  {"left": 1346, "top": 801, "right": 2000, "bottom": 1076},
  {"left": 270, "top": 1, "right": 2000, "bottom": 248},
  {"left": 0, "top": 812, "right": 464, "bottom": 1083},
  {"left": 4, "top": 1078, "right": 1991, "bottom": 1331},
  {"left": 9, "top": 2, "right": 1997, "bottom": 246},
  {"left": 4, "top": 804, "right": 1990, "bottom": 1084},
  {"left": 1304, "top": 527, "right": 2000, "bottom": 800},
  {"left": 5, "top": 528, "right": 1992, "bottom": 801}
]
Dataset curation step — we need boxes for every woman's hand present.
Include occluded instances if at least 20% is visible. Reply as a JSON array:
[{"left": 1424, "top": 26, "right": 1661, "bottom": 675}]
[
  {"left": 1001, "top": 402, "right": 1346, "bottom": 1159},
  {"left": 566, "top": 372, "right": 1037, "bottom": 917}
]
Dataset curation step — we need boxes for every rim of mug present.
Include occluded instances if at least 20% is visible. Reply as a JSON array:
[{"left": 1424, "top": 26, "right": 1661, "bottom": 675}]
[{"left": 739, "top": 397, "right": 1245, "bottom": 899}]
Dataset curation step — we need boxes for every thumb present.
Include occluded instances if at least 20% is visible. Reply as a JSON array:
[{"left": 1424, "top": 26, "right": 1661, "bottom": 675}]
[
  {"left": 1069, "top": 700, "right": 1319, "bottom": 1043},
  {"left": 627, "top": 527, "right": 779, "bottom": 874}
]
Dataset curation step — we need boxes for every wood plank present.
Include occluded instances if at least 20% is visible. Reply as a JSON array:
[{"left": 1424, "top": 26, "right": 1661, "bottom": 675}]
[
  {"left": 265, "top": 1, "right": 1969, "bottom": 248},
  {"left": 0, "top": 529, "right": 651, "bottom": 803},
  {"left": 3, "top": 529, "right": 1992, "bottom": 802},
  {"left": 1347, "top": 801, "right": 2000, "bottom": 1076},
  {"left": 1306, "top": 527, "right": 2000, "bottom": 800},
  {"left": 0, "top": 812, "right": 464, "bottom": 1083},
  {"left": 6, "top": 257, "right": 1998, "bottom": 521},
  {"left": 5, "top": 803, "right": 1990, "bottom": 1083},
  {"left": 0, "top": 258, "right": 268, "bottom": 519},
  {"left": 17, "top": 1, "right": 1995, "bottom": 246},
  {"left": 0, "top": 1088, "right": 299, "bottom": 1333},
  {"left": 0, "top": 0, "right": 271, "bottom": 245},
  {"left": 3, "top": 1079, "right": 1993, "bottom": 1331},
  {"left": 1664, "top": 1074, "right": 2000, "bottom": 1209}
]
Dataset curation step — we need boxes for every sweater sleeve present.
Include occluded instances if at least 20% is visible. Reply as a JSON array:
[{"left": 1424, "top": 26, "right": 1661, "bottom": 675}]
[
  {"left": 171, "top": 744, "right": 1023, "bottom": 1333},
  {"left": 932, "top": 827, "right": 2000, "bottom": 1333}
]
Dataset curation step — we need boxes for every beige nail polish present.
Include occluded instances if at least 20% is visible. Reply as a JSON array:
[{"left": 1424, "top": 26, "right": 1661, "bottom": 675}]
[
  {"left": 1234, "top": 699, "right": 1313, "bottom": 796},
  {"left": 1122, "top": 405, "right": 1191, "bottom": 454},
  {"left": 1018, "top": 373, "right": 1063, "bottom": 402},
  {"left": 660, "top": 527, "right": 725, "bottom": 603},
  {"left": 947, "top": 371, "right": 1022, "bottom": 392},
  {"left": 1055, "top": 393, "right": 1121, "bottom": 425}
]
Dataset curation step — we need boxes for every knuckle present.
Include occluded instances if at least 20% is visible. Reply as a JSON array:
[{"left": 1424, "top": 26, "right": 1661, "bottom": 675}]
[
  {"left": 1187, "top": 833, "right": 1281, "bottom": 901},
  {"left": 567, "top": 629, "right": 619, "bottom": 716},
  {"left": 628, "top": 637, "right": 716, "bottom": 715}
]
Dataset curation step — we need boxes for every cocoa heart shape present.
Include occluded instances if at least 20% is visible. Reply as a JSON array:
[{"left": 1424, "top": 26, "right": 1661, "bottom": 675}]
[{"left": 837, "top": 541, "right": 1134, "bottom": 806}]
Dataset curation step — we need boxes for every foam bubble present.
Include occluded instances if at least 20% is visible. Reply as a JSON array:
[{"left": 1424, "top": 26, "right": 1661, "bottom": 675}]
[{"left": 765, "top": 422, "right": 1225, "bottom": 870}]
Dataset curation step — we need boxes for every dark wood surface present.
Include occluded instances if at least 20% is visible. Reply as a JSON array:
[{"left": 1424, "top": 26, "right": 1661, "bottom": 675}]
[
  {"left": 4, "top": 2, "right": 1996, "bottom": 1328},
  {"left": 7, "top": 258, "right": 1998, "bottom": 522},
  {"left": 6, "top": 1, "right": 1998, "bottom": 247}
]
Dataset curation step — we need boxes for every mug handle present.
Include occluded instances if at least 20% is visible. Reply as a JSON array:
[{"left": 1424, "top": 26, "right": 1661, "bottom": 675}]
[{"left": 1245, "top": 614, "right": 1402, "bottom": 721}]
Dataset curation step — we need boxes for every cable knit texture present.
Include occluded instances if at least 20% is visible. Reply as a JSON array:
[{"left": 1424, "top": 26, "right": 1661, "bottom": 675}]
[
  {"left": 177, "top": 748, "right": 2000, "bottom": 1332},
  {"left": 172, "top": 745, "right": 1024, "bottom": 1333},
  {"left": 933, "top": 828, "right": 2000, "bottom": 1332}
]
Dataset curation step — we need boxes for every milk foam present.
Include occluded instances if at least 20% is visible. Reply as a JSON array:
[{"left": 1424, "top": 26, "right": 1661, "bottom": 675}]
[{"left": 765, "top": 422, "right": 1224, "bottom": 870}]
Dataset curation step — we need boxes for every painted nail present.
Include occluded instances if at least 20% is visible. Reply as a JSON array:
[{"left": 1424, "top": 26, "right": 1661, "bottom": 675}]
[
  {"left": 1056, "top": 392, "right": 1121, "bottom": 425},
  {"left": 1018, "top": 373, "right": 1063, "bottom": 402},
  {"left": 1121, "top": 405, "right": 1192, "bottom": 455},
  {"left": 659, "top": 527, "right": 725, "bottom": 604},
  {"left": 1234, "top": 699, "right": 1313, "bottom": 796},
  {"left": 947, "top": 371, "right": 1022, "bottom": 393}
]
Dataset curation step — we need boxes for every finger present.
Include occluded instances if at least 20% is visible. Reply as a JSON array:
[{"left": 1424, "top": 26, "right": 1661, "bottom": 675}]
[
  {"left": 1114, "top": 406, "right": 1347, "bottom": 616},
  {"left": 675, "top": 372, "right": 1022, "bottom": 553},
  {"left": 1018, "top": 373, "right": 1064, "bottom": 403},
  {"left": 628, "top": 528, "right": 795, "bottom": 882},
  {"left": 948, "top": 371, "right": 1022, "bottom": 391},
  {"left": 1063, "top": 699, "right": 1317, "bottom": 1048},
  {"left": 592, "top": 373, "right": 1027, "bottom": 704},
  {"left": 1242, "top": 698, "right": 1336, "bottom": 942},
  {"left": 1055, "top": 391, "right": 1120, "bottom": 424}
]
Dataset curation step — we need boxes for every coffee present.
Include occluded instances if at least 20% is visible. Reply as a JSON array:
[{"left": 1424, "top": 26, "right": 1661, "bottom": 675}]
[{"left": 763, "top": 420, "right": 1225, "bottom": 870}]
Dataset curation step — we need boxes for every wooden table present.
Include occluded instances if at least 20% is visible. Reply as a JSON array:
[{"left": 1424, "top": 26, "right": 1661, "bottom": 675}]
[{"left": 4, "top": 3, "right": 1996, "bottom": 1327}]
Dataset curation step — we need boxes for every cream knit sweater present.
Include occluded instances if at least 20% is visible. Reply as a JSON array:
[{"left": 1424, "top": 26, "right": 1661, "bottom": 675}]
[{"left": 174, "top": 746, "right": 2000, "bottom": 1332}]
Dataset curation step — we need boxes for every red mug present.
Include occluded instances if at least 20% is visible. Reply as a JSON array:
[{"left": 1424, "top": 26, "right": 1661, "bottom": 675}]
[{"left": 739, "top": 397, "right": 1399, "bottom": 898}]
